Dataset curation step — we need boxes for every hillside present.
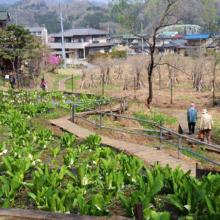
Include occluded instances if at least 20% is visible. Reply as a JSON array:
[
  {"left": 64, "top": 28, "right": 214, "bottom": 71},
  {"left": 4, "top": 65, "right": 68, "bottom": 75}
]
[{"left": 0, "top": 0, "right": 120, "bottom": 34}]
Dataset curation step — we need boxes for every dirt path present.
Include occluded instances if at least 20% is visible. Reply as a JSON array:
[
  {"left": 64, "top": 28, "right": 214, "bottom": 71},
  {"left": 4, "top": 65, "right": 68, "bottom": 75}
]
[
  {"left": 157, "top": 108, "right": 200, "bottom": 138},
  {"left": 58, "top": 76, "right": 72, "bottom": 91}
]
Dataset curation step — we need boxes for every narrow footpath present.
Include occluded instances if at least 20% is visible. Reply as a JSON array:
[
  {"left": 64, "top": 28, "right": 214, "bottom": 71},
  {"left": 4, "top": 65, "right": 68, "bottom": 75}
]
[
  {"left": 58, "top": 76, "right": 72, "bottom": 91},
  {"left": 49, "top": 116, "right": 196, "bottom": 177}
]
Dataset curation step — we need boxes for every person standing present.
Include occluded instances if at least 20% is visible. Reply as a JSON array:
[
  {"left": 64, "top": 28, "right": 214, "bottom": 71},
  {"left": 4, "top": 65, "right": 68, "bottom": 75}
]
[
  {"left": 187, "top": 103, "right": 198, "bottom": 134},
  {"left": 200, "top": 109, "right": 214, "bottom": 144},
  {"left": 40, "top": 78, "right": 47, "bottom": 91},
  {"left": 9, "top": 74, "right": 15, "bottom": 89}
]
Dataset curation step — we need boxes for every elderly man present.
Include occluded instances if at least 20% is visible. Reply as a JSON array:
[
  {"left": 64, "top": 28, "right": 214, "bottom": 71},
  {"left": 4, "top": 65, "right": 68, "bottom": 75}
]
[
  {"left": 187, "top": 103, "right": 198, "bottom": 134},
  {"left": 200, "top": 109, "right": 214, "bottom": 144}
]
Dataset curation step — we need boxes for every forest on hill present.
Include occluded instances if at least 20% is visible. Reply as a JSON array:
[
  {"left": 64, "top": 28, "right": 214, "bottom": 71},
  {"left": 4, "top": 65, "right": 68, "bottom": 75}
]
[{"left": 0, "top": 0, "right": 220, "bottom": 34}]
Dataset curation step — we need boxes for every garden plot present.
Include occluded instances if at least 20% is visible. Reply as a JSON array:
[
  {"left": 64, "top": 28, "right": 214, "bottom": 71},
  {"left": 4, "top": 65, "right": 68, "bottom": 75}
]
[{"left": 0, "top": 90, "right": 220, "bottom": 219}]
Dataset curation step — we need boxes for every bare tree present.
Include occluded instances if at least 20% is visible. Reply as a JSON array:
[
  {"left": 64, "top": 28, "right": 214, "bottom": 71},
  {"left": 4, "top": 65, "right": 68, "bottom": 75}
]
[
  {"left": 80, "top": 69, "right": 88, "bottom": 89},
  {"left": 115, "top": 59, "right": 124, "bottom": 79},
  {"left": 123, "top": 74, "right": 129, "bottom": 90},
  {"left": 111, "top": 0, "right": 204, "bottom": 107},
  {"left": 129, "top": 55, "right": 146, "bottom": 90},
  {"left": 89, "top": 73, "right": 97, "bottom": 88}
]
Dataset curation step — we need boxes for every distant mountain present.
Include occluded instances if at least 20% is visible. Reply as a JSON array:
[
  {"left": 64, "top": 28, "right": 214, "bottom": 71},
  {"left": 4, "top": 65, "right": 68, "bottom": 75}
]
[
  {"left": 1, "top": 0, "right": 119, "bottom": 34},
  {"left": 0, "top": 0, "right": 109, "bottom": 5}
]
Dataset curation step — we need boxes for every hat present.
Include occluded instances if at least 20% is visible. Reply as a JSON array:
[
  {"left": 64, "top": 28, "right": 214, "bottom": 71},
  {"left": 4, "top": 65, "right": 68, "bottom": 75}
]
[
  {"left": 202, "top": 109, "right": 208, "bottom": 114},
  {"left": 190, "top": 103, "right": 195, "bottom": 108},
  {"left": 41, "top": 78, "right": 44, "bottom": 80}
]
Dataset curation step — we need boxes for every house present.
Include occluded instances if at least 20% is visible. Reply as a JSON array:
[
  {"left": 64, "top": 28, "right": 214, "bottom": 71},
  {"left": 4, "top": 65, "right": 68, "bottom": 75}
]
[
  {"left": 171, "top": 34, "right": 186, "bottom": 41},
  {"left": 155, "top": 35, "right": 171, "bottom": 46},
  {"left": 50, "top": 27, "right": 114, "bottom": 60},
  {"left": 0, "top": 10, "right": 10, "bottom": 31},
  {"left": 178, "top": 34, "right": 214, "bottom": 56},
  {"left": 24, "top": 27, "right": 48, "bottom": 44},
  {"left": 107, "top": 35, "right": 123, "bottom": 46}
]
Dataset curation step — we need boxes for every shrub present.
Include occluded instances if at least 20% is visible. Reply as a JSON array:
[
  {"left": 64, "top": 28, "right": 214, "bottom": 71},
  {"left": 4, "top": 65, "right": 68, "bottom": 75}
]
[
  {"left": 89, "top": 51, "right": 127, "bottom": 61},
  {"left": 44, "top": 56, "right": 59, "bottom": 73}
]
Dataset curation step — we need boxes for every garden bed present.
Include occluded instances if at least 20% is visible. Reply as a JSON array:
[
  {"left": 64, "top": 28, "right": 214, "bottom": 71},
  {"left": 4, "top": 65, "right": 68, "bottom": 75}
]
[{"left": 0, "top": 90, "right": 219, "bottom": 219}]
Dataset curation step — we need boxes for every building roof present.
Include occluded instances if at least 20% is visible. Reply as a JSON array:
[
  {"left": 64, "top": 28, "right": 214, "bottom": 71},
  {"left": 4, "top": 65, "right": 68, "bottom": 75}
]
[
  {"left": 171, "top": 34, "right": 186, "bottom": 39},
  {"left": 160, "top": 42, "right": 179, "bottom": 48},
  {"left": 24, "top": 27, "right": 46, "bottom": 32},
  {"left": 207, "top": 43, "right": 219, "bottom": 48},
  {"left": 184, "top": 34, "right": 211, "bottom": 40},
  {"left": 156, "top": 34, "right": 171, "bottom": 39},
  {"left": 0, "top": 10, "right": 10, "bottom": 21},
  {"left": 169, "top": 40, "right": 187, "bottom": 46},
  {"left": 110, "top": 35, "right": 122, "bottom": 38},
  {"left": 86, "top": 43, "right": 114, "bottom": 48},
  {"left": 123, "top": 34, "right": 149, "bottom": 39},
  {"left": 162, "top": 31, "right": 178, "bottom": 37},
  {"left": 52, "top": 27, "right": 108, "bottom": 37}
]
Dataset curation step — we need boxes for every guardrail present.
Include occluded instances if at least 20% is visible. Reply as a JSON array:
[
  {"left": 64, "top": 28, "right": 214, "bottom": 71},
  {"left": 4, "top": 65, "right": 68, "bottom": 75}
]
[{"left": 70, "top": 97, "right": 220, "bottom": 167}]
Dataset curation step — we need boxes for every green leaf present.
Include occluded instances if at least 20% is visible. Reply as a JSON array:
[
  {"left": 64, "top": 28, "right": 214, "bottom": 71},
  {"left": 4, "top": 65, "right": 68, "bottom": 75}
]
[
  {"left": 169, "top": 194, "right": 184, "bottom": 212},
  {"left": 119, "top": 193, "right": 133, "bottom": 217},
  {"left": 66, "top": 170, "right": 77, "bottom": 183},
  {"left": 205, "top": 195, "right": 215, "bottom": 215},
  {"left": 28, "top": 192, "right": 37, "bottom": 202},
  {"left": 59, "top": 165, "right": 67, "bottom": 180},
  {"left": 2, "top": 198, "right": 10, "bottom": 208}
]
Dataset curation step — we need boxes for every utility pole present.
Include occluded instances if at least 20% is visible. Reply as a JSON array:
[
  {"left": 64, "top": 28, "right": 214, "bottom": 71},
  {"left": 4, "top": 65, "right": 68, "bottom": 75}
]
[
  {"left": 200, "top": 36, "right": 201, "bottom": 56},
  {"left": 15, "top": 9, "right": 17, "bottom": 25},
  {"left": 59, "top": 2, "right": 66, "bottom": 69},
  {"left": 141, "top": 18, "right": 144, "bottom": 54}
]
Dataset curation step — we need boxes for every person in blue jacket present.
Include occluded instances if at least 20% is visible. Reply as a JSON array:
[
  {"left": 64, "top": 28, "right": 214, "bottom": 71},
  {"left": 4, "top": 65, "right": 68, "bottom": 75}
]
[{"left": 187, "top": 103, "right": 198, "bottom": 134}]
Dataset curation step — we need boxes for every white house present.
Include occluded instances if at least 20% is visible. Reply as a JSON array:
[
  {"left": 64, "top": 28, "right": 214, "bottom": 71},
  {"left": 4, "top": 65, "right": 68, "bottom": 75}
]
[
  {"left": 24, "top": 27, "right": 48, "bottom": 44},
  {"left": 49, "top": 27, "right": 114, "bottom": 60}
]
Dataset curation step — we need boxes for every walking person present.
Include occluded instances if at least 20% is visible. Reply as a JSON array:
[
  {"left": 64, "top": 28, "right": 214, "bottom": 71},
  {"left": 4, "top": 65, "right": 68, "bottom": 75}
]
[
  {"left": 9, "top": 74, "right": 15, "bottom": 89},
  {"left": 200, "top": 109, "right": 214, "bottom": 144},
  {"left": 40, "top": 78, "right": 47, "bottom": 91},
  {"left": 187, "top": 103, "right": 198, "bottom": 134}
]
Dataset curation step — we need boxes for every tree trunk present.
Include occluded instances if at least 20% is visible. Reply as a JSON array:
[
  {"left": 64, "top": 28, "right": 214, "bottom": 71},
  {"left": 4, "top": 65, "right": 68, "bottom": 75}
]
[{"left": 147, "top": 74, "right": 153, "bottom": 108}]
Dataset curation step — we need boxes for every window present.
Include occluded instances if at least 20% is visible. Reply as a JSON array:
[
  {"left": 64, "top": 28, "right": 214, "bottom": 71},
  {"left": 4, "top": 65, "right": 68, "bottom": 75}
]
[
  {"left": 38, "top": 32, "right": 42, "bottom": 35},
  {"left": 55, "top": 38, "right": 62, "bottom": 43},
  {"left": 74, "top": 37, "right": 86, "bottom": 43},
  {"left": 104, "top": 48, "right": 109, "bottom": 53},
  {"left": 32, "top": 32, "right": 36, "bottom": 35},
  {"left": 92, "top": 37, "right": 99, "bottom": 43},
  {"left": 64, "top": 37, "right": 71, "bottom": 43}
]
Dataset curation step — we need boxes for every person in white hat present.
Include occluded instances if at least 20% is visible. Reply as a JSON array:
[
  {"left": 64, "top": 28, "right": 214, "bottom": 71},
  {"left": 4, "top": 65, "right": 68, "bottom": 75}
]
[{"left": 199, "top": 109, "right": 214, "bottom": 144}]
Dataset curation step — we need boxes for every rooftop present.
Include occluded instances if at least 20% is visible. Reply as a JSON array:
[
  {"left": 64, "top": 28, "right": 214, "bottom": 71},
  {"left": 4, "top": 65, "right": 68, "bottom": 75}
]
[
  {"left": 156, "top": 34, "right": 171, "bottom": 39},
  {"left": 52, "top": 27, "right": 108, "bottom": 37},
  {"left": 162, "top": 31, "right": 178, "bottom": 37},
  {"left": 184, "top": 34, "right": 211, "bottom": 40},
  {"left": 0, "top": 10, "right": 10, "bottom": 21},
  {"left": 171, "top": 34, "right": 186, "bottom": 38},
  {"left": 24, "top": 27, "right": 46, "bottom": 32}
]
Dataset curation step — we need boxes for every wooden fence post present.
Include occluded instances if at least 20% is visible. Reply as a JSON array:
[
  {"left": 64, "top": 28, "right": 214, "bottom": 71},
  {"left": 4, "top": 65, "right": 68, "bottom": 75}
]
[
  {"left": 157, "top": 161, "right": 161, "bottom": 166},
  {"left": 196, "top": 162, "right": 202, "bottom": 179},
  {"left": 133, "top": 203, "right": 144, "bottom": 220}
]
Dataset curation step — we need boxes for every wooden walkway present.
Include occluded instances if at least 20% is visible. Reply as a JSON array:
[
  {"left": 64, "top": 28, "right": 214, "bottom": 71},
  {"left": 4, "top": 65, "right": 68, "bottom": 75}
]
[
  {"left": 76, "top": 103, "right": 128, "bottom": 117},
  {"left": 50, "top": 116, "right": 196, "bottom": 177}
]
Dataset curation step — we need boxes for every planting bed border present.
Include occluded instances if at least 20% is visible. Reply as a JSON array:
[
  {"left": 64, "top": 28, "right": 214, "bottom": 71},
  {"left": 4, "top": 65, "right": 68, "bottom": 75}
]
[{"left": 0, "top": 209, "right": 132, "bottom": 220}]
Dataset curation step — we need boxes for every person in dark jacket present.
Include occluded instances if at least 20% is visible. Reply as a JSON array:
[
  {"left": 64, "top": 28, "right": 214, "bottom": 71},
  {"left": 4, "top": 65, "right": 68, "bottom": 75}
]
[{"left": 9, "top": 74, "right": 15, "bottom": 89}]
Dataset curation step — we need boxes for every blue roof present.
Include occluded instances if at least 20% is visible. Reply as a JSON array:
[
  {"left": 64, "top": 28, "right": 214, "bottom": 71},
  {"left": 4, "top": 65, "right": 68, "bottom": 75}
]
[{"left": 184, "top": 34, "right": 211, "bottom": 40}]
